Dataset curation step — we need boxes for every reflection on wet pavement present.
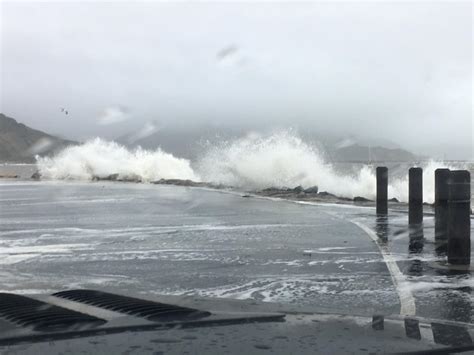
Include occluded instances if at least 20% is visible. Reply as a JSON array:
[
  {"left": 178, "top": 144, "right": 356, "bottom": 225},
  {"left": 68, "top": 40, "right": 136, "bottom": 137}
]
[
  {"left": 0, "top": 180, "right": 473, "bottom": 323},
  {"left": 370, "top": 211, "right": 474, "bottom": 323}
]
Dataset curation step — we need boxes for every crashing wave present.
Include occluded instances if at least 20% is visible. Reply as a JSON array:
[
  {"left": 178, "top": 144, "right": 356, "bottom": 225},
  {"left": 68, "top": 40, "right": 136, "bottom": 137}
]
[
  {"left": 36, "top": 133, "right": 458, "bottom": 203},
  {"left": 36, "top": 138, "right": 198, "bottom": 182}
]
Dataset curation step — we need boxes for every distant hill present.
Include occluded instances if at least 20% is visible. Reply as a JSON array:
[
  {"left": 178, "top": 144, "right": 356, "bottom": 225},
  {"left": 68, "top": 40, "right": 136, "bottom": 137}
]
[
  {"left": 116, "top": 125, "right": 247, "bottom": 160},
  {"left": 331, "top": 144, "right": 417, "bottom": 162},
  {"left": 0, "top": 113, "right": 77, "bottom": 163},
  {"left": 116, "top": 125, "right": 420, "bottom": 163}
]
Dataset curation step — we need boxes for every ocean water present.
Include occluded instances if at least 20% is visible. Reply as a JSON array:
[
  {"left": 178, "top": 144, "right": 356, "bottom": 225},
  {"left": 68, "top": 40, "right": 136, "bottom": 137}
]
[{"left": 24, "top": 133, "right": 471, "bottom": 203}]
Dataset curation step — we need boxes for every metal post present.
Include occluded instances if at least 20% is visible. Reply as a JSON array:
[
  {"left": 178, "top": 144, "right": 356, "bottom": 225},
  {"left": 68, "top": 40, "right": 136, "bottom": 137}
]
[
  {"left": 434, "top": 168, "right": 450, "bottom": 254},
  {"left": 447, "top": 170, "right": 471, "bottom": 265},
  {"left": 376, "top": 167, "right": 388, "bottom": 215}
]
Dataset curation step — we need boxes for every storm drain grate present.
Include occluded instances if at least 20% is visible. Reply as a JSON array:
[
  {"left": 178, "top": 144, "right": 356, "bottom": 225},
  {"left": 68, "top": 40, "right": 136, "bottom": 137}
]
[
  {"left": 0, "top": 293, "right": 107, "bottom": 331},
  {"left": 53, "top": 290, "right": 211, "bottom": 321}
]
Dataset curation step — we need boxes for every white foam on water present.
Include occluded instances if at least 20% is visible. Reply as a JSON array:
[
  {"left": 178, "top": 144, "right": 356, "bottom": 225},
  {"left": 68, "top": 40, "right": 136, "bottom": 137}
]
[
  {"left": 316, "top": 247, "right": 357, "bottom": 251},
  {"left": 0, "top": 255, "right": 39, "bottom": 265},
  {"left": 402, "top": 279, "right": 474, "bottom": 294},
  {"left": 33, "top": 133, "right": 461, "bottom": 202},
  {"left": 164, "top": 273, "right": 393, "bottom": 305},
  {"left": 36, "top": 138, "right": 198, "bottom": 182},
  {"left": 303, "top": 250, "right": 379, "bottom": 255},
  {"left": 168, "top": 277, "right": 336, "bottom": 302},
  {"left": 0, "top": 243, "right": 95, "bottom": 265},
  {"left": 0, "top": 244, "right": 94, "bottom": 254},
  {"left": 261, "top": 260, "right": 305, "bottom": 267},
  {"left": 197, "top": 131, "right": 458, "bottom": 202},
  {"left": 197, "top": 131, "right": 377, "bottom": 199},
  {"left": 0, "top": 224, "right": 296, "bottom": 239},
  {"left": 389, "top": 160, "right": 465, "bottom": 204}
]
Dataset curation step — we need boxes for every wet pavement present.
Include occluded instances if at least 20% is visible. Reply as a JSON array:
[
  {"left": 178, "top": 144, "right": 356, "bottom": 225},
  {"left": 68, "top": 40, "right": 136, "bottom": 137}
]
[{"left": 0, "top": 180, "right": 473, "bottom": 322}]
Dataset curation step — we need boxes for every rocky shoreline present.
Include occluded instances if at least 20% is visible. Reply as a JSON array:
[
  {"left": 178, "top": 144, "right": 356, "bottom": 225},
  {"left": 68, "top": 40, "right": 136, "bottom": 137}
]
[
  {"left": 256, "top": 185, "right": 373, "bottom": 205},
  {"left": 253, "top": 185, "right": 411, "bottom": 209},
  {"left": 85, "top": 174, "right": 412, "bottom": 209},
  {"left": 2, "top": 171, "right": 435, "bottom": 211}
]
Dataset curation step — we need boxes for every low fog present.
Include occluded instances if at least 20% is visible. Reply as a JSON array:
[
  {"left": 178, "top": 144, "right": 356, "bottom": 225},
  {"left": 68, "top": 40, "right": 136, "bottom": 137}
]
[{"left": 1, "top": 1, "right": 472, "bottom": 160}]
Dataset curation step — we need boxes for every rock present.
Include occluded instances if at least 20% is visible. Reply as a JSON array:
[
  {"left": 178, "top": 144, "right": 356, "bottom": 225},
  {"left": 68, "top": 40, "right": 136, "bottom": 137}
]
[
  {"left": 292, "top": 185, "right": 304, "bottom": 193},
  {"left": 353, "top": 196, "right": 371, "bottom": 202},
  {"left": 304, "top": 186, "right": 319, "bottom": 194},
  {"left": 153, "top": 179, "right": 196, "bottom": 186},
  {"left": 317, "top": 191, "right": 336, "bottom": 198},
  {"left": 259, "top": 187, "right": 293, "bottom": 195},
  {"left": 91, "top": 173, "right": 143, "bottom": 183},
  {"left": 31, "top": 171, "right": 41, "bottom": 180},
  {"left": 92, "top": 173, "right": 119, "bottom": 181},
  {"left": 154, "top": 179, "right": 229, "bottom": 190},
  {"left": 388, "top": 197, "right": 399, "bottom": 203},
  {"left": 261, "top": 187, "right": 277, "bottom": 192},
  {"left": 117, "top": 174, "right": 142, "bottom": 183}
]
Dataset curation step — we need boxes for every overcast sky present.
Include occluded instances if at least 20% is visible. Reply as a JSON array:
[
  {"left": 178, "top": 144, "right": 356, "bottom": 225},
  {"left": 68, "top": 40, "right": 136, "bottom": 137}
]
[{"left": 1, "top": 1, "right": 472, "bottom": 159}]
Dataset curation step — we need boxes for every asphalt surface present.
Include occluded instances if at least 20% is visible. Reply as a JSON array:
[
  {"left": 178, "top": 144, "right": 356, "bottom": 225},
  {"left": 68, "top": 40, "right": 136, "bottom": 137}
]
[{"left": 0, "top": 180, "right": 473, "bottom": 322}]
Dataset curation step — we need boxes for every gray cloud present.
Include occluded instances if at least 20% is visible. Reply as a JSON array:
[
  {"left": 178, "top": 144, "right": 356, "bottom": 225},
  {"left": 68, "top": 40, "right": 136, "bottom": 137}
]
[{"left": 1, "top": 1, "right": 472, "bottom": 159}]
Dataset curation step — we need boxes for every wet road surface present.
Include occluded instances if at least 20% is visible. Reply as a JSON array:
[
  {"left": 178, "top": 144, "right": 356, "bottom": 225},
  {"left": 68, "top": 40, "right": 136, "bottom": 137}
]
[{"left": 0, "top": 180, "right": 473, "bottom": 322}]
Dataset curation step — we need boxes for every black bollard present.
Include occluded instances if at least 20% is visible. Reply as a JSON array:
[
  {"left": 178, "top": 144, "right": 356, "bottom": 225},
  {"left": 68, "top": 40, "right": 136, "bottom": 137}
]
[
  {"left": 447, "top": 170, "right": 471, "bottom": 265},
  {"left": 408, "top": 168, "right": 424, "bottom": 253},
  {"left": 376, "top": 215, "right": 389, "bottom": 243},
  {"left": 408, "top": 167, "right": 423, "bottom": 226},
  {"left": 435, "top": 168, "right": 450, "bottom": 254},
  {"left": 376, "top": 167, "right": 388, "bottom": 215}
]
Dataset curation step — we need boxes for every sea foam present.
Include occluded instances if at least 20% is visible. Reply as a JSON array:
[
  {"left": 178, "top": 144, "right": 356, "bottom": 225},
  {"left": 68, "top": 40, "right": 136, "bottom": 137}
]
[
  {"left": 36, "top": 138, "right": 198, "bottom": 182},
  {"left": 197, "top": 131, "right": 459, "bottom": 203},
  {"left": 36, "top": 133, "right": 457, "bottom": 203},
  {"left": 197, "top": 131, "right": 377, "bottom": 199}
]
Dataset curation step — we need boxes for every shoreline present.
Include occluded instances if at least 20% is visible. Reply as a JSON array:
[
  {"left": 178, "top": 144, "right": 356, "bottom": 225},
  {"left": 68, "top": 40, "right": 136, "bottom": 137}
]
[
  {"left": 3, "top": 175, "right": 474, "bottom": 216},
  {"left": 4, "top": 172, "right": 432, "bottom": 214}
]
